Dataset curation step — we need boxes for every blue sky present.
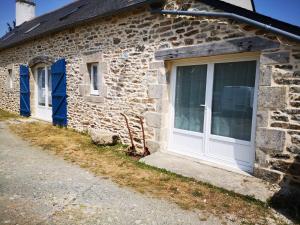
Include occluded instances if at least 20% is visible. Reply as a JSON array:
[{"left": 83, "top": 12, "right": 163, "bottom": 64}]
[{"left": 0, "top": 0, "right": 300, "bottom": 37}]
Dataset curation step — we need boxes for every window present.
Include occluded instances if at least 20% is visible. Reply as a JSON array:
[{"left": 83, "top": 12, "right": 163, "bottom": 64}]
[
  {"left": 89, "top": 63, "right": 100, "bottom": 95},
  {"left": 8, "top": 69, "right": 13, "bottom": 89}
]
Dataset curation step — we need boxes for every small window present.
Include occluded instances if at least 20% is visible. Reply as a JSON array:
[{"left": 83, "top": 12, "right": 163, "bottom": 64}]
[
  {"left": 8, "top": 69, "right": 13, "bottom": 89},
  {"left": 89, "top": 63, "right": 100, "bottom": 95}
]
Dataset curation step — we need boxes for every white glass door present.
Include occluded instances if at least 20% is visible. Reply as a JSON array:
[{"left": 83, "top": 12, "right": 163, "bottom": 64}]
[
  {"left": 35, "top": 66, "right": 52, "bottom": 121},
  {"left": 169, "top": 59, "right": 258, "bottom": 172},
  {"left": 169, "top": 64, "right": 208, "bottom": 158},
  {"left": 206, "top": 61, "right": 257, "bottom": 171}
]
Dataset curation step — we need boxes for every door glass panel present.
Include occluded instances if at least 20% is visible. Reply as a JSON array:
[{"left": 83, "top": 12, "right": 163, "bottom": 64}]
[
  {"left": 174, "top": 65, "right": 207, "bottom": 133},
  {"left": 211, "top": 61, "right": 256, "bottom": 141},
  {"left": 48, "top": 68, "right": 52, "bottom": 107},
  {"left": 37, "top": 68, "right": 46, "bottom": 106}
]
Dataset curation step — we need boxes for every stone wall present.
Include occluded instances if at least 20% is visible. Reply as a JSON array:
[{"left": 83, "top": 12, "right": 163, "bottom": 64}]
[
  {"left": 0, "top": 0, "right": 299, "bottom": 187},
  {"left": 255, "top": 49, "right": 300, "bottom": 186}
]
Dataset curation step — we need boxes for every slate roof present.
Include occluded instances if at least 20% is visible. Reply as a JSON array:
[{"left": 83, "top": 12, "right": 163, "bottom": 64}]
[
  {"left": 0, "top": 0, "right": 160, "bottom": 50},
  {"left": 0, "top": 0, "right": 299, "bottom": 51}
]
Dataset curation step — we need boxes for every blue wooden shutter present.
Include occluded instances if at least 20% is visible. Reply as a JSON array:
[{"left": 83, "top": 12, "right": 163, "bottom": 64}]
[
  {"left": 20, "top": 65, "right": 30, "bottom": 117},
  {"left": 51, "top": 59, "right": 67, "bottom": 126}
]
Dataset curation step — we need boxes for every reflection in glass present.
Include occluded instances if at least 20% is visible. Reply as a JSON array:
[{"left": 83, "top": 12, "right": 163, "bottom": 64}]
[
  {"left": 174, "top": 65, "right": 207, "bottom": 133},
  {"left": 92, "top": 65, "right": 98, "bottom": 91},
  {"left": 211, "top": 61, "right": 256, "bottom": 141},
  {"left": 38, "top": 68, "right": 46, "bottom": 106}
]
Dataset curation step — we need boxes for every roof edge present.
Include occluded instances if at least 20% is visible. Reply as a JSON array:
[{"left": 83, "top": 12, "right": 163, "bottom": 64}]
[
  {"left": 0, "top": 0, "right": 161, "bottom": 51},
  {"left": 198, "top": 0, "right": 300, "bottom": 36}
]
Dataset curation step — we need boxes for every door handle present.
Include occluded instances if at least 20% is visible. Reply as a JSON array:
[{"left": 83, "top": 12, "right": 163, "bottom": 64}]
[{"left": 200, "top": 104, "right": 207, "bottom": 110}]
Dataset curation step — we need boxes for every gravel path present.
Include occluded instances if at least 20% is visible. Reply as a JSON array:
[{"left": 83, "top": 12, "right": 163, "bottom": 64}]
[{"left": 0, "top": 122, "right": 231, "bottom": 225}]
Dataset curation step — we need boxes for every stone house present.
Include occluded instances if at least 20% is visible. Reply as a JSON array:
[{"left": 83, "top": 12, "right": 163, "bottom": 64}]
[{"left": 0, "top": 0, "right": 299, "bottom": 190}]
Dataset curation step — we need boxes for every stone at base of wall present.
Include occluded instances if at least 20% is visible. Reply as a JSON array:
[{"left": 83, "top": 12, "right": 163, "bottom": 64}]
[
  {"left": 254, "top": 165, "right": 283, "bottom": 183},
  {"left": 145, "top": 139, "right": 160, "bottom": 153},
  {"left": 89, "top": 129, "right": 119, "bottom": 146}
]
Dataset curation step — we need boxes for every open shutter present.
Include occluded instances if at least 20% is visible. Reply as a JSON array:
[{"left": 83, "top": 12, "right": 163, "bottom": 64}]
[
  {"left": 51, "top": 59, "right": 67, "bottom": 126},
  {"left": 20, "top": 65, "right": 30, "bottom": 117}
]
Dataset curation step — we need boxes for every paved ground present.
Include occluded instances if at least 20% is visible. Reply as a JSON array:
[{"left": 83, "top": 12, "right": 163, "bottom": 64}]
[
  {"left": 0, "top": 122, "right": 232, "bottom": 225},
  {"left": 142, "top": 152, "right": 279, "bottom": 202}
]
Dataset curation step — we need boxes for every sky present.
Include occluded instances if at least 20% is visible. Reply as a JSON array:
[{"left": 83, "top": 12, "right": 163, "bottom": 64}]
[{"left": 0, "top": 0, "right": 300, "bottom": 37}]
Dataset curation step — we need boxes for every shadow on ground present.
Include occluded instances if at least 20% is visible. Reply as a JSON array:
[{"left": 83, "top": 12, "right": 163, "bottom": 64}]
[{"left": 270, "top": 156, "right": 300, "bottom": 224}]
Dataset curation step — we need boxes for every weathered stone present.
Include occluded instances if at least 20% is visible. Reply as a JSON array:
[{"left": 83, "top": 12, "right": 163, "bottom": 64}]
[
  {"left": 271, "top": 160, "right": 300, "bottom": 176},
  {"left": 84, "top": 95, "right": 104, "bottom": 103},
  {"left": 291, "top": 134, "right": 300, "bottom": 144},
  {"left": 89, "top": 129, "right": 119, "bottom": 146},
  {"left": 253, "top": 166, "right": 282, "bottom": 183},
  {"left": 184, "top": 29, "right": 199, "bottom": 37},
  {"left": 149, "top": 61, "right": 164, "bottom": 70},
  {"left": 270, "top": 153, "right": 291, "bottom": 160},
  {"left": 255, "top": 148, "right": 268, "bottom": 166},
  {"left": 271, "top": 122, "right": 300, "bottom": 130},
  {"left": 256, "top": 128, "right": 286, "bottom": 152},
  {"left": 258, "top": 87, "right": 286, "bottom": 109},
  {"left": 148, "top": 84, "right": 166, "bottom": 99},
  {"left": 78, "top": 84, "right": 89, "bottom": 96},
  {"left": 287, "top": 145, "right": 300, "bottom": 154},
  {"left": 144, "top": 112, "right": 162, "bottom": 128},
  {"left": 275, "top": 64, "right": 293, "bottom": 70},
  {"left": 113, "top": 38, "right": 121, "bottom": 45},
  {"left": 271, "top": 115, "right": 289, "bottom": 122},
  {"left": 291, "top": 115, "right": 300, "bottom": 122},
  {"left": 260, "top": 51, "right": 290, "bottom": 65},
  {"left": 259, "top": 66, "right": 272, "bottom": 86},
  {"left": 145, "top": 139, "right": 160, "bottom": 153},
  {"left": 256, "top": 111, "right": 268, "bottom": 127},
  {"left": 292, "top": 53, "right": 300, "bottom": 59}
]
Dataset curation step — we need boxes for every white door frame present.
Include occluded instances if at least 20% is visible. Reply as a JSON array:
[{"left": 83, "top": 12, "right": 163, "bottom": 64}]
[
  {"left": 34, "top": 64, "right": 52, "bottom": 122},
  {"left": 168, "top": 54, "right": 260, "bottom": 172}
]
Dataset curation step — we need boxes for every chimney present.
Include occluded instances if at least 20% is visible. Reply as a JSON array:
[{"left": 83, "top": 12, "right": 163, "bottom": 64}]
[
  {"left": 16, "top": 0, "right": 36, "bottom": 26},
  {"left": 219, "top": 0, "right": 255, "bottom": 11}
]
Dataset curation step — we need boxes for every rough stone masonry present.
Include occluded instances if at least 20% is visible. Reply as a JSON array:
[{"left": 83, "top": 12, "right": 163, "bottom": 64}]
[{"left": 0, "top": 0, "right": 299, "bottom": 190}]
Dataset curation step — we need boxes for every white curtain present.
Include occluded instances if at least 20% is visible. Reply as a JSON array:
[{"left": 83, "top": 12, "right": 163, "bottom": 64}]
[
  {"left": 174, "top": 65, "right": 207, "bottom": 133},
  {"left": 211, "top": 61, "right": 256, "bottom": 141}
]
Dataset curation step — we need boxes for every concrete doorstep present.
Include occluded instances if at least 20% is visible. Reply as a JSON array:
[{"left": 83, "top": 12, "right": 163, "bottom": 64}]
[{"left": 140, "top": 152, "right": 279, "bottom": 202}]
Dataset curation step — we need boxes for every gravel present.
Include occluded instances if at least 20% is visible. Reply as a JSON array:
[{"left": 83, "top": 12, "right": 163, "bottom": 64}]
[{"left": 0, "top": 122, "right": 234, "bottom": 225}]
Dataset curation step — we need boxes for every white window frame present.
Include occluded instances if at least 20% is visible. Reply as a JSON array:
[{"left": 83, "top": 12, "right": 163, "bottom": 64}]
[
  {"left": 168, "top": 53, "right": 260, "bottom": 173},
  {"left": 89, "top": 63, "right": 100, "bottom": 96},
  {"left": 8, "top": 69, "right": 13, "bottom": 89}
]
